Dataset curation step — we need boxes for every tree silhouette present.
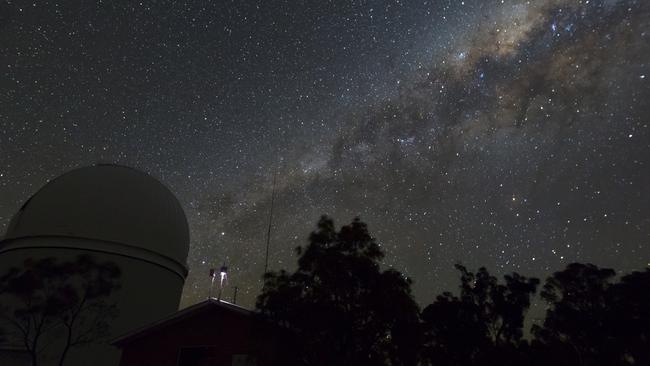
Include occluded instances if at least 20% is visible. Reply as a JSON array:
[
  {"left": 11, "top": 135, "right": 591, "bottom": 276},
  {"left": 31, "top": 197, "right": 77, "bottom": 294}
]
[
  {"left": 533, "top": 263, "right": 650, "bottom": 366},
  {"left": 421, "top": 291, "right": 483, "bottom": 366},
  {"left": 256, "top": 216, "right": 420, "bottom": 366},
  {"left": 0, "top": 255, "right": 121, "bottom": 366},
  {"left": 255, "top": 215, "right": 648, "bottom": 366},
  {"left": 532, "top": 263, "right": 617, "bottom": 366},
  {"left": 421, "top": 264, "right": 539, "bottom": 366},
  {"left": 609, "top": 269, "right": 650, "bottom": 365}
]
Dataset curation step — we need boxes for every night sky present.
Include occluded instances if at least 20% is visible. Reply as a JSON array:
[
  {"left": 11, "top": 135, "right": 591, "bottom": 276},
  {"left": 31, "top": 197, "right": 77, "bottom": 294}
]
[{"left": 1, "top": 0, "right": 648, "bottom": 311}]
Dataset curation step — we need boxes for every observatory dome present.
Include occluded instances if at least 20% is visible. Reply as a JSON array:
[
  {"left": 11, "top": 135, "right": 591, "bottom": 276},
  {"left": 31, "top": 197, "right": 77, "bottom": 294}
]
[{"left": 4, "top": 164, "right": 189, "bottom": 268}]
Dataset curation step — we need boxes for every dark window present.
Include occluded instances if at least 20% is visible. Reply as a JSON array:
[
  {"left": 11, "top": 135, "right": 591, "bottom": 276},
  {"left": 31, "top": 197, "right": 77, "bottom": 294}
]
[{"left": 177, "top": 346, "right": 219, "bottom": 366}]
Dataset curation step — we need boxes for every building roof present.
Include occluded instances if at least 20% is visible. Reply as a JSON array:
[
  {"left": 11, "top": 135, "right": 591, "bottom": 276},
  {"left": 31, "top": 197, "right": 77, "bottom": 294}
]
[
  {"left": 112, "top": 298, "right": 251, "bottom": 346},
  {"left": 3, "top": 164, "right": 190, "bottom": 268}
]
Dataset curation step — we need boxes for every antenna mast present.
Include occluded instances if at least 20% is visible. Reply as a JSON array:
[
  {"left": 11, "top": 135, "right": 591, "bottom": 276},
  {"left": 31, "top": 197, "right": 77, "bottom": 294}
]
[{"left": 264, "top": 170, "right": 277, "bottom": 274}]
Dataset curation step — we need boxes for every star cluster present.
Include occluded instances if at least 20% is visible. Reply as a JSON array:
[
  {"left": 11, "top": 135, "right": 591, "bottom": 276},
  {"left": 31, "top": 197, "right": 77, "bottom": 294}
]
[{"left": 1, "top": 0, "right": 648, "bottom": 309}]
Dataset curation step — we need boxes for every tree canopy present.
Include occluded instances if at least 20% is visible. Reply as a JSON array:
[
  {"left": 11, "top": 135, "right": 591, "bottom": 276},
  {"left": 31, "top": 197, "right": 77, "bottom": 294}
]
[
  {"left": 256, "top": 216, "right": 649, "bottom": 366},
  {"left": 0, "top": 255, "right": 121, "bottom": 366},
  {"left": 421, "top": 265, "right": 539, "bottom": 366},
  {"left": 256, "top": 216, "right": 420, "bottom": 366},
  {"left": 532, "top": 264, "right": 650, "bottom": 366}
]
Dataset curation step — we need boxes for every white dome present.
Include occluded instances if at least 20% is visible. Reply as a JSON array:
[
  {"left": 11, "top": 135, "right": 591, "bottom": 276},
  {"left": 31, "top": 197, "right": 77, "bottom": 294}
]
[{"left": 4, "top": 164, "right": 189, "bottom": 269}]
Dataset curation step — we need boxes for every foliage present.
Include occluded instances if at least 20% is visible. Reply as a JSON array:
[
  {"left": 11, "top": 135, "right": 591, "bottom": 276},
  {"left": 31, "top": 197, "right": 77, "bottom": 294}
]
[
  {"left": 256, "top": 216, "right": 420, "bottom": 366},
  {"left": 532, "top": 263, "right": 650, "bottom": 366},
  {"left": 255, "top": 216, "right": 649, "bottom": 366},
  {"left": 610, "top": 269, "right": 650, "bottom": 366},
  {"left": 0, "top": 255, "right": 120, "bottom": 366},
  {"left": 421, "top": 265, "right": 539, "bottom": 366},
  {"left": 420, "top": 262, "right": 650, "bottom": 366}
]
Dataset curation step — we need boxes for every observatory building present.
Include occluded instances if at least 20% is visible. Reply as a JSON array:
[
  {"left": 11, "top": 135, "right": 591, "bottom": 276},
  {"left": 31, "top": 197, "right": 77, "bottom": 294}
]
[{"left": 0, "top": 164, "right": 190, "bottom": 366}]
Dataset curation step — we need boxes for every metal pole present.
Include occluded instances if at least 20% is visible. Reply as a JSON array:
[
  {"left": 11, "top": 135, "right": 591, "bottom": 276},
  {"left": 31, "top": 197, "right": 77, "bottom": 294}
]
[
  {"left": 218, "top": 264, "right": 227, "bottom": 301},
  {"left": 208, "top": 268, "right": 216, "bottom": 299},
  {"left": 264, "top": 171, "right": 277, "bottom": 274}
]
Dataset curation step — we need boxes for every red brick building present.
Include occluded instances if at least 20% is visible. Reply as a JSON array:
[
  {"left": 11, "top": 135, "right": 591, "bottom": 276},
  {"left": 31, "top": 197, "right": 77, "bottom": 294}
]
[{"left": 113, "top": 299, "right": 282, "bottom": 366}]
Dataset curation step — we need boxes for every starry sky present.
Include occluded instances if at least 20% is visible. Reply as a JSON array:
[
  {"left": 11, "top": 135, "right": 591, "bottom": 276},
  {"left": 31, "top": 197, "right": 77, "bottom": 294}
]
[{"left": 1, "top": 0, "right": 648, "bottom": 311}]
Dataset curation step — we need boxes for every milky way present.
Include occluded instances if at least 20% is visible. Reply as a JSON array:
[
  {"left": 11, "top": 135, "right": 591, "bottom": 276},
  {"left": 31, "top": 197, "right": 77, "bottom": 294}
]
[{"left": 1, "top": 0, "right": 648, "bottom": 310}]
